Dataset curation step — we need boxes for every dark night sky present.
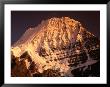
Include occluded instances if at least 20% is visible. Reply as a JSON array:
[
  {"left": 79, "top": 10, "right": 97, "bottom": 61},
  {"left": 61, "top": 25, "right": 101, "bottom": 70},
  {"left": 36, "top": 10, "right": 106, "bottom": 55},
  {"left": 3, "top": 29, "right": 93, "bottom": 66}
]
[{"left": 11, "top": 11, "right": 100, "bottom": 45}]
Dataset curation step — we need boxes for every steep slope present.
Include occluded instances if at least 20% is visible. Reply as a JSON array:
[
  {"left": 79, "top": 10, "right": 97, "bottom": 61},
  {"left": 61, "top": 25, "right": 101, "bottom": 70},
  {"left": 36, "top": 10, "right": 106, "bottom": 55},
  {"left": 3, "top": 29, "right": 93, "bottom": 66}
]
[{"left": 11, "top": 17, "right": 100, "bottom": 77}]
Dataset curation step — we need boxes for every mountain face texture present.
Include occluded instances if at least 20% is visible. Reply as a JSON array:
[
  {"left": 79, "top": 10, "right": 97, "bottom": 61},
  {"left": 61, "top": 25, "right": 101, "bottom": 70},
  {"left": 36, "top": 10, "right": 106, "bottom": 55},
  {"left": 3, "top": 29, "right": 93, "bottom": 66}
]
[{"left": 11, "top": 17, "right": 100, "bottom": 77}]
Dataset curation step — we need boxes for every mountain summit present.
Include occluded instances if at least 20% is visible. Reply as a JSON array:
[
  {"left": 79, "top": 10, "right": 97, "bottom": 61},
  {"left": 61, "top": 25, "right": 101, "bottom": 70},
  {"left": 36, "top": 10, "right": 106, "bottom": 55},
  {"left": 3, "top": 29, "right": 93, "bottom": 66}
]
[{"left": 11, "top": 17, "right": 100, "bottom": 77}]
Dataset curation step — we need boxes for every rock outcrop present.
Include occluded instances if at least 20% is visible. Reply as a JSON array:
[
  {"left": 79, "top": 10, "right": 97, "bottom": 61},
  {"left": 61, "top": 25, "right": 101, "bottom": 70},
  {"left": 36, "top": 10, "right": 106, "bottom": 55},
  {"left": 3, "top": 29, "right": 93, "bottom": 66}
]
[{"left": 11, "top": 17, "right": 100, "bottom": 77}]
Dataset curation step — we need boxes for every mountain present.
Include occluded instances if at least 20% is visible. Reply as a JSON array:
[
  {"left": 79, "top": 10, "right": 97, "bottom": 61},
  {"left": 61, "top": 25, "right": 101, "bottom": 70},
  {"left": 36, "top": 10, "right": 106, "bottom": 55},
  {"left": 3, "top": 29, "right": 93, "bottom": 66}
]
[{"left": 11, "top": 17, "right": 100, "bottom": 77}]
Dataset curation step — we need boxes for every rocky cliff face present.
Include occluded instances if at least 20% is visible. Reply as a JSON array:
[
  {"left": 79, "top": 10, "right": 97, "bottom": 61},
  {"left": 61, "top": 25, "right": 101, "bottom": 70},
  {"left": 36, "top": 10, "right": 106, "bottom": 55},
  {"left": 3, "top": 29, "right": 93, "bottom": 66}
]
[{"left": 11, "top": 17, "right": 100, "bottom": 77}]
